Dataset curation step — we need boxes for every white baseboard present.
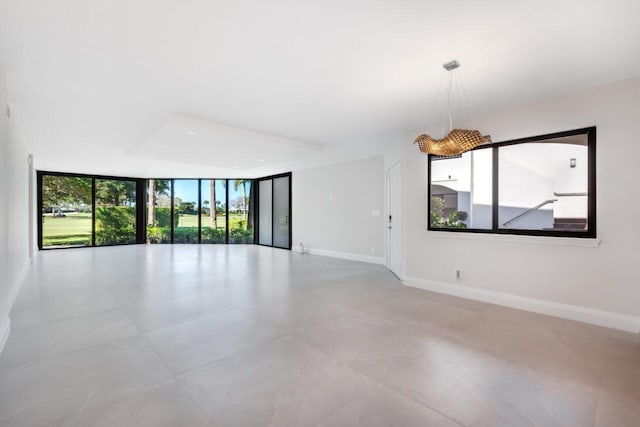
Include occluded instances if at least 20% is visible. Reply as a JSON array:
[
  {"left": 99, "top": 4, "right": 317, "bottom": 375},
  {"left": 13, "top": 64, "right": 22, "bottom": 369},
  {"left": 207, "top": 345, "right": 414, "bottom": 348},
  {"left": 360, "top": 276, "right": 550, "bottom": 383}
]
[
  {"left": 0, "top": 316, "right": 10, "bottom": 356},
  {"left": 293, "top": 246, "right": 385, "bottom": 265},
  {"left": 1, "top": 260, "right": 29, "bottom": 356},
  {"left": 404, "top": 276, "right": 640, "bottom": 334},
  {"left": 8, "top": 261, "right": 29, "bottom": 311}
]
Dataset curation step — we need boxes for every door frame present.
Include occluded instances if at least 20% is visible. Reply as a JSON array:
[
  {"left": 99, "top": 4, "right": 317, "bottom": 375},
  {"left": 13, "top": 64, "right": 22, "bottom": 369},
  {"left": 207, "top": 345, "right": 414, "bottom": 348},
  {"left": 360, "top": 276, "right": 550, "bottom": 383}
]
[{"left": 255, "top": 171, "right": 292, "bottom": 250}]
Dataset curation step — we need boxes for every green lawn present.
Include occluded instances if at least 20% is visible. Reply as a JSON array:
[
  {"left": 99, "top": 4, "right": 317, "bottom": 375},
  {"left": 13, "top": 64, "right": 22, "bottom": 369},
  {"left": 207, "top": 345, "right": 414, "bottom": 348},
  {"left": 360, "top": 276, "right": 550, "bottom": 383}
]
[
  {"left": 177, "top": 213, "right": 249, "bottom": 230},
  {"left": 43, "top": 212, "right": 252, "bottom": 246},
  {"left": 43, "top": 213, "right": 92, "bottom": 246}
]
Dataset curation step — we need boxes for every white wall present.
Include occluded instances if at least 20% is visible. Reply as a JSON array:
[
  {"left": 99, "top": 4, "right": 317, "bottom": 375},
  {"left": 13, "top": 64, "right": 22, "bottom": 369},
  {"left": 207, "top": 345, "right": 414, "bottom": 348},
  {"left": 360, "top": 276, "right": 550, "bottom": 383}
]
[
  {"left": 402, "top": 76, "right": 640, "bottom": 332},
  {"left": 292, "top": 155, "right": 385, "bottom": 264},
  {"left": 0, "top": 66, "right": 30, "bottom": 353}
]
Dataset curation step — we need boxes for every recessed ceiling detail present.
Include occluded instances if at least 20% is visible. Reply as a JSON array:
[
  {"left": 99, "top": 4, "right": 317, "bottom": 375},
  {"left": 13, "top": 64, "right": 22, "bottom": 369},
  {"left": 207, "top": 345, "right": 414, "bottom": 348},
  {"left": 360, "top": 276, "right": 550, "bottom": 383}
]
[{"left": 128, "top": 114, "right": 324, "bottom": 170}]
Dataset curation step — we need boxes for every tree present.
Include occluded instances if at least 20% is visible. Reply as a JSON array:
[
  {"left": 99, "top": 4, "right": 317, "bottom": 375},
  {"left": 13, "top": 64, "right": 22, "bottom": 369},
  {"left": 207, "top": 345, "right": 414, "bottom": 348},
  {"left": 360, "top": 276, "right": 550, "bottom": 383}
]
[
  {"left": 430, "top": 197, "right": 466, "bottom": 229},
  {"left": 232, "top": 179, "right": 254, "bottom": 230},
  {"left": 178, "top": 201, "right": 196, "bottom": 215},
  {"left": 211, "top": 180, "right": 227, "bottom": 227},
  {"left": 233, "top": 179, "right": 248, "bottom": 221},
  {"left": 247, "top": 182, "right": 254, "bottom": 229},
  {"left": 148, "top": 179, "right": 170, "bottom": 227},
  {"left": 148, "top": 179, "right": 156, "bottom": 226},
  {"left": 209, "top": 180, "right": 216, "bottom": 228},
  {"left": 42, "top": 176, "right": 91, "bottom": 212},
  {"left": 231, "top": 196, "right": 244, "bottom": 212},
  {"left": 96, "top": 180, "right": 136, "bottom": 207}
]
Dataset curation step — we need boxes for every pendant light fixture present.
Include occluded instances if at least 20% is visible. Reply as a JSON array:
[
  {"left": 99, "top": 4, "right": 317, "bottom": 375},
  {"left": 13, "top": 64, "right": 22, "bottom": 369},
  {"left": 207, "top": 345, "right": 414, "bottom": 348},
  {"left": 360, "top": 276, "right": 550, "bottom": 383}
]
[{"left": 414, "top": 60, "right": 491, "bottom": 156}]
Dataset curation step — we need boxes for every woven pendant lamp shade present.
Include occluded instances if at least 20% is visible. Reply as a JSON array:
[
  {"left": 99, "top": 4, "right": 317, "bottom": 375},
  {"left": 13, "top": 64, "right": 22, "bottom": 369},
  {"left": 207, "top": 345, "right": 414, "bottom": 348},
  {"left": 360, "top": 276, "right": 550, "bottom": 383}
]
[
  {"left": 414, "top": 129, "right": 491, "bottom": 157},
  {"left": 414, "top": 60, "right": 491, "bottom": 156}
]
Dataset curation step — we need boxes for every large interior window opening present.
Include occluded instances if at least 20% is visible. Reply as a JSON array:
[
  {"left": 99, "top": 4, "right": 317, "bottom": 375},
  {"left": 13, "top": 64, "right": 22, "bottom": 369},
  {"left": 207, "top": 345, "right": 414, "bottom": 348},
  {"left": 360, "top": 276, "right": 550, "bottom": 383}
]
[{"left": 428, "top": 127, "right": 596, "bottom": 238}]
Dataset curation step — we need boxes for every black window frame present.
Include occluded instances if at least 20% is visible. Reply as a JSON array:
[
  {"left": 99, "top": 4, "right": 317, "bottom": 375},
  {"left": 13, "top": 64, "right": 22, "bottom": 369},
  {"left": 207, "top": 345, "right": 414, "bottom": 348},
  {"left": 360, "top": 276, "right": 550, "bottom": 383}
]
[
  {"left": 255, "top": 172, "right": 293, "bottom": 250},
  {"left": 427, "top": 127, "right": 597, "bottom": 238},
  {"left": 147, "top": 178, "right": 257, "bottom": 245},
  {"left": 37, "top": 171, "right": 146, "bottom": 250},
  {"left": 38, "top": 172, "right": 288, "bottom": 250}
]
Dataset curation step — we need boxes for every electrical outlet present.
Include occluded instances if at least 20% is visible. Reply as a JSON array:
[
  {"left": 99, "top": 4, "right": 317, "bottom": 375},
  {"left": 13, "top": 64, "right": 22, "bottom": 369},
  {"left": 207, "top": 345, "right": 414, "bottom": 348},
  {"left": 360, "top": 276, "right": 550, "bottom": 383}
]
[{"left": 456, "top": 269, "right": 461, "bottom": 280}]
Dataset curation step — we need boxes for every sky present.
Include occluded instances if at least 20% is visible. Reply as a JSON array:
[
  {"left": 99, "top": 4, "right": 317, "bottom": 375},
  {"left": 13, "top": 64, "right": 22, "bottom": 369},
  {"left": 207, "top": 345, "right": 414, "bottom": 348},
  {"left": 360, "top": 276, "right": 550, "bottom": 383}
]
[{"left": 173, "top": 179, "right": 250, "bottom": 207}]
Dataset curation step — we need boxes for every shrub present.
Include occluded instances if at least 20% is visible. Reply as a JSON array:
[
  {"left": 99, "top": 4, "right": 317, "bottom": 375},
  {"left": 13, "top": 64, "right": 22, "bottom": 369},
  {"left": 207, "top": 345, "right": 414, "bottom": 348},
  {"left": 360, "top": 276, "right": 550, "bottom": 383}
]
[
  {"left": 201, "top": 227, "right": 226, "bottom": 243},
  {"left": 155, "top": 207, "right": 179, "bottom": 228},
  {"left": 147, "top": 226, "right": 171, "bottom": 243},
  {"left": 229, "top": 228, "right": 254, "bottom": 244},
  {"left": 96, "top": 229, "right": 136, "bottom": 245},
  {"left": 430, "top": 197, "right": 467, "bottom": 229},
  {"left": 173, "top": 227, "right": 198, "bottom": 243},
  {"left": 95, "top": 206, "right": 136, "bottom": 245}
]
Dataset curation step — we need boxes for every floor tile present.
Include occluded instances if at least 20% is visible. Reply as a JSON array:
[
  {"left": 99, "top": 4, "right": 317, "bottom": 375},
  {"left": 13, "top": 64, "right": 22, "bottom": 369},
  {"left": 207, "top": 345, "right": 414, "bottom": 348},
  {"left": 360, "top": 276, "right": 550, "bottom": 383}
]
[
  {"left": 297, "top": 309, "right": 440, "bottom": 381},
  {"left": 452, "top": 307, "right": 610, "bottom": 389},
  {"left": 594, "top": 390, "right": 640, "bottom": 427},
  {"left": 309, "top": 274, "right": 400, "bottom": 310},
  {"left": 9, "top": 289, "right": 120, "bottom": 334},
  {"left": 145, "top": 309, "right": 284, "bottom": 374},
  {"left": 0, "top": 310, "right": 139, "bottom": 367},
  {"left": 0, "top": 336, "right": 172, "bottom": 426},
  {"left": 54, "top": 379, "right": 207, "bottom": 427},
  {"left": 179, "top": 336, "right": 378, "bottom": 426},
  {"left": 123, "top": 290, "right": 234, "bottom": 332},
  {"left": 318, "top": 385, "right": 462, "bottom": 427},
  {"left": 3, "top": 245, "right": 638, "bottom": 426},
  {"left": 384, "top": 340, "right": 600, "bottom": 427},
  {"left": 362, "top": 291, "right": 482, "bottom": 334}
]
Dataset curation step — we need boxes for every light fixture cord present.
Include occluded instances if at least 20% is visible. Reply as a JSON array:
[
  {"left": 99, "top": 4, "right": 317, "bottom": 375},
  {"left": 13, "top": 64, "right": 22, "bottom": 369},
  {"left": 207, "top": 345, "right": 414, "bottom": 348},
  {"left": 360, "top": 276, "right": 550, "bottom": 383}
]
[
  {"left": 447, "top": 70, "right": 453, "bottom": 132},
  {"left": 428, "top": 70, "right": 446, "bottom": 139},
  {"left": 456, "top": 69, "right": 476, "bottom": 130}
]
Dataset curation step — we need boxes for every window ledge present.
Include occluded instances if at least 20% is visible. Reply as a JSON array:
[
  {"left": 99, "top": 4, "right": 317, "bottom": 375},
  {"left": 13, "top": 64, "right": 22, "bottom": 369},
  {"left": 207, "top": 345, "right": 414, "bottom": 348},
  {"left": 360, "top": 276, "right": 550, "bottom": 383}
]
[{"left": 424, "top": 230, "right": 601, "bottom": 248}]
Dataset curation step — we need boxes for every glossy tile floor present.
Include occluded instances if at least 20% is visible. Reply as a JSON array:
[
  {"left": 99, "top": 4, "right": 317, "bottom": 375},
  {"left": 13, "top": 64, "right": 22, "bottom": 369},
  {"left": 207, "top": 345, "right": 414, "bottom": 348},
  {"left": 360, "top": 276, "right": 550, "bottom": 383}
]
[{"left": 1, "top": 245, "right": 639, "bottom": 426}]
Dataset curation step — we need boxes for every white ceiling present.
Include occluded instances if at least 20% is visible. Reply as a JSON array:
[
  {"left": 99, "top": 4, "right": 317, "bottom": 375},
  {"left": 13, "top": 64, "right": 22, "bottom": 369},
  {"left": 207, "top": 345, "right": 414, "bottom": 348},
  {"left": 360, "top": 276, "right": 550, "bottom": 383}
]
[{"left": 1, "top": 0, "right": 639, "bottom": 177}]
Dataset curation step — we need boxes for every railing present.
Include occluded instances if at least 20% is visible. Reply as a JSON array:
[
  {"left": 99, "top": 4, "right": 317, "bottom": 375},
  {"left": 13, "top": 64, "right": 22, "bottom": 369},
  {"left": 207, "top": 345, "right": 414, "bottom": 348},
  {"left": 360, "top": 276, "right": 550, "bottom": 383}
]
[
  {"left": 554, "top": 192, "right": 587, "bottom": 197},
  {"left": 502, "top": 199, "right": 558, "bottom": 227}
]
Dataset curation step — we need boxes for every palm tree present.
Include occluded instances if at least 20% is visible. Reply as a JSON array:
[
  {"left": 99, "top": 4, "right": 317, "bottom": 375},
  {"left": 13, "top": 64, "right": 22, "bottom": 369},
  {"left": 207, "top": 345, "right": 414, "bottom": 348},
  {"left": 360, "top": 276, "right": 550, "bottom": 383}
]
[
  {"left": 148, "top": 179, "right": 155, "bottom": 226},
  {"left": 147, "top": 179, "right": 170, "bottom": 227},
  {"left": 209, "top": 180, "right": 216, "bottom": 228}
]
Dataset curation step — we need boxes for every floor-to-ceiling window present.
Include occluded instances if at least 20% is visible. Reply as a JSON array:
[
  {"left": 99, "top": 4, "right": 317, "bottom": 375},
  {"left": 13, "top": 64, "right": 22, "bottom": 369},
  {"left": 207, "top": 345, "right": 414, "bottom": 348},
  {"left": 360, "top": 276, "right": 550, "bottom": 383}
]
[
  {"left": 95, "top": 178, "right": 138, "bottom": 246},
  {"left": 38, "top": 172, "right": 145, "bottom": 249},
  {"left": 144, "top": 178, "right": 256, "bottom": 245},
  {"left": 229, "top": 179, "right": 254, "bottom": 244},
  {"left": 38, "top": 173, "right": 286, "bottom": 249},
  {"left": 146, "top": 179, "right": 172, "bottom": 244},
  {"left": 40, "top": 174, "right": 92, "bottom": 248},
  {"left": 200, "top": 179, "right": 226, "bottom": 244},
  {"left": 173, "top": 179, "right": 199, "bottom": 244}
]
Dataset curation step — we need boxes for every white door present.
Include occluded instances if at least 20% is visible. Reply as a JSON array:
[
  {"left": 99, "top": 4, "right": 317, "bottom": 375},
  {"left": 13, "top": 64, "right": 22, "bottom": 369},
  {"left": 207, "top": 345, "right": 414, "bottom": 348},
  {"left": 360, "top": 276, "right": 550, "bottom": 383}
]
[{"left": 387, "top": 162, "right": 402, "bottom": 278}]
